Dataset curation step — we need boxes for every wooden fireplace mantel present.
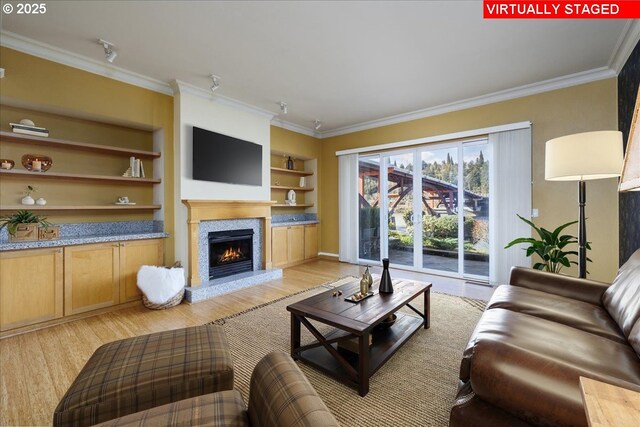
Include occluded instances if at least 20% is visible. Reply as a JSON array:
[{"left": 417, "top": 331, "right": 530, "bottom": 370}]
[{"left": 182, "top": 200, "right": 276, "bottom": 287}]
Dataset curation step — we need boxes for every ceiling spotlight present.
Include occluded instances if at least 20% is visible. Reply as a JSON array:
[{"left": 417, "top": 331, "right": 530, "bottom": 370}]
[
  {"left": 279, "top": 102, "right": 288, "bottom": 115},
  {"left": 98, "top": 38, "right": 117, "bottom": 63},
  {"left": 314, "top": 120, "right": 322, "bottom": 131},
  {"left": 209, "top": 74, "right": 221, "bottom": 93}
]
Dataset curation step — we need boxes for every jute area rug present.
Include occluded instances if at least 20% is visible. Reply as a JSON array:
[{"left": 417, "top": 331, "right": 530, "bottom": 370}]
[{"left": 208, "top": 277, "right": 485, "bottom": 427}]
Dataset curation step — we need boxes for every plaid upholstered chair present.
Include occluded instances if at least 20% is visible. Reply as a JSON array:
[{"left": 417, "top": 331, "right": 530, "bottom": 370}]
[
  {"left": 91, "top": 351, "right": 340, "bottom": 427},
  {"left": 53, "top": 324, "right": 235, "bottom": 427}
]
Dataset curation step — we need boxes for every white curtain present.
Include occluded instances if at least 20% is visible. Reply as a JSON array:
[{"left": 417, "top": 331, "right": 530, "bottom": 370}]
[
  {"left": 338, "top": 153, "right": 359, "bottom": 263},
  {"left": 489, "top": 127, "right": 532, "bottom": 285}
]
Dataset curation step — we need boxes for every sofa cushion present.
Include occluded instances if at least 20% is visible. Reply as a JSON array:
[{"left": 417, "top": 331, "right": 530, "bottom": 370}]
[
  {"left": 486, "top": 285, "right": 626, "bottom": 343},
  {"left": 90, "top": 390, "right": 249, "bottom": 427},
  {"left": 54, "top": 324, "right": 234, "bottom": 427},
  {"left": 602, "top": 249, "right": 640, "bottom": 337},
  {"left": 466, "top": 309, "right": 640, "bottom": 427},
  {"left": 630, "top": 318, "right": 640, "bottom": 356},
  {"left": 249, "top": 351, "right": 340, "bottom": 427}
]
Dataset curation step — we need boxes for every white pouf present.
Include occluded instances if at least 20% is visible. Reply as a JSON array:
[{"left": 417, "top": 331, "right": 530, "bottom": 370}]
[{"left": 137, "top": 265, "right": 185, "bottom": 305}]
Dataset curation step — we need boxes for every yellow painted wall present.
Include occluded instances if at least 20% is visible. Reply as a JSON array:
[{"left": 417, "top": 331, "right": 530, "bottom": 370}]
[
  {"left": 0, "top": 47, "right": 175, "bottom": 262},
  {"left": 320, "top": 79, "right": 619, "bottom": 282}
]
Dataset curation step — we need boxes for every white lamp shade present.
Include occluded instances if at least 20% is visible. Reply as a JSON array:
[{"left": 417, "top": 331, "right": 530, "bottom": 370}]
[{"left": 545, "top": 131, "right": 624, "bottom": 181}]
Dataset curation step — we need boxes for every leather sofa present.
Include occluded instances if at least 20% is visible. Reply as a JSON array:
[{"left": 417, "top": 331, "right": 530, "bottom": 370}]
[{"left": 450, "top": 249, "right": 640, "bottom": 427}]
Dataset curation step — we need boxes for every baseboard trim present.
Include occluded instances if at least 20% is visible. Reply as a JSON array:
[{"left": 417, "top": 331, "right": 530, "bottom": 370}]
[
  {"left": 318, "top": 252, "right": 339, "bottom": 261},
  {"left": 0, "top": 300, "right": 142, "bottom": 339}
]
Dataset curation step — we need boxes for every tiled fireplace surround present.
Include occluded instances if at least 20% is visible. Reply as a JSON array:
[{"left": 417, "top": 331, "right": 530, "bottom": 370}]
[{"left": 182, "top": 200, "right": 282, "bottom": 302}]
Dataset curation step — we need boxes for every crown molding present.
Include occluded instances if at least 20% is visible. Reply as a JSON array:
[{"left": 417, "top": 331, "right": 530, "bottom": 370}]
[
  {"left": 2, "top": 30, "right": 628, "bottom": 141},
  {"left": 609, "top": 19, "right": 640, "bottom": 74},
  {"left": 270, "top": 118, "right": 317, "bottom": 137},
  {"left": 0, "top": 31, "right": 173, "bottom": 95},
  {"left": 172, "top": 80, "right": 276, "bottom": 120},
  {"left": 319, "top": 67, "right": 616, "bottom": 139}
]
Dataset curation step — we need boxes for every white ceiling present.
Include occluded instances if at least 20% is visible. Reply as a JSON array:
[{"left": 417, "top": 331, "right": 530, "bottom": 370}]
[{"left": 1, "top": 1, "right": 637, "bottom": 136}]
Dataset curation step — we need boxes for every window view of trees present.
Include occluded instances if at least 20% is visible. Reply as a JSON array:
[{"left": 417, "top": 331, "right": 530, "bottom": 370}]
[{"left": 358, "top": 143, "right": 490, "bottom": 277}]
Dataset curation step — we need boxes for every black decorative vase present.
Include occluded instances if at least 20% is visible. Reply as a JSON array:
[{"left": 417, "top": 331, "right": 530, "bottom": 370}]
[
  {"left": 287, "top": 156, "right": 294, "bottom": 170},
  {"left": 378, "top": 258, "right": 393, "bottom": 293}
]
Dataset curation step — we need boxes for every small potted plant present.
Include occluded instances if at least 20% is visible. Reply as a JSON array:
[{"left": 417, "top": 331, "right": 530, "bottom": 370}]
[
  {"left": 505, "top": 214, "right": 589, "bottom": 274},
  {"left": 0, "top": 210, "right": 52, "bottom": 242}
]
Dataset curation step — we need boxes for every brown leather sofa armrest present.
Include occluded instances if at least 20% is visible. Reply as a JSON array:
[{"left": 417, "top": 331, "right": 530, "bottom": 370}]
[
  {"left": 248, "top": 351, "right": 340, "bottom": 427},
  {"left": 509, "top": 267, "right": 610, "bottom": 305}
]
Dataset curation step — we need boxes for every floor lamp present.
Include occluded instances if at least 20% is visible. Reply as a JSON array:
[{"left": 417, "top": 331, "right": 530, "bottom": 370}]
[{"left": 545, "top": 131, "right": 623, "bottom": 278}]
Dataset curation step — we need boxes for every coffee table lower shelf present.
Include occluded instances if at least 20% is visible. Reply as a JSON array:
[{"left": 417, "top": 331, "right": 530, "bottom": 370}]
[{"left": 294, "top": 312, "right": 423, "bottom": 391}]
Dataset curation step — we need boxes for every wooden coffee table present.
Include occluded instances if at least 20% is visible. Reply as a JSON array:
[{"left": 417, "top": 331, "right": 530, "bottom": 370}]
[{"left": 287, "top": 278, "right": 431, "bottom": 396}]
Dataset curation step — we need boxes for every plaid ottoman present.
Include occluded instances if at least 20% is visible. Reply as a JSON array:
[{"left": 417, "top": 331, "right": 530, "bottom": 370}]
[{"left": 53, "top": 324, "right": 234, "bottom": 427}]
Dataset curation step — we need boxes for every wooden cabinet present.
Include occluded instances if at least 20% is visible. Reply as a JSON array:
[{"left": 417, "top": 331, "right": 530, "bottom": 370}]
[
  {"left": 65, "top": 239, "right": 165, "bottom": 314},
  {"left": 0, "top": 238, "right": 164, "bottom": 335},
  {"left": 304, "top": 224, "right": 318, "bottom": 260},
  {"left": 64, "top": 243, "right": 120, "bottom": 315},
  {"left": 271, "top": 224, "right": 318, "bottom": 268},
  {"left": 272, "top": 227, "right": 289, "bottom": 268},
  {"left": 0, "top": 248, "right": 63, "bottom": 332},
  {"left": 288, "top": 226, "right": 305, "bottom": 264},
  {"left": 119, "top": 239, "right": 164, "bottom": 303}
]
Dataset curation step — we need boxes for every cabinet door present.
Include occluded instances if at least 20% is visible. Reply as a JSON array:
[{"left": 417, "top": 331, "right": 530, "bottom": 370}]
[
  {"left": 272, "top": 227, "right": 289, "bottom": 267},
  {"left": 0, "top": 248, "right": 63, "bottom": 331},
  {"left": 304, "top": 225, "right": 318, "bottom": 260},
  {"left": 64, "top": 243, "right": 120, "bottom": 316},
  {"left": 288, "top": 226, "right": 305, "bottom": 264},
  {"left": 119, "top": 239, "right": 164, "bottom": 303}
]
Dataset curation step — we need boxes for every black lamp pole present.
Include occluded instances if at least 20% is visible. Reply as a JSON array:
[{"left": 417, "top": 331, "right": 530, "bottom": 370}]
[{"left": 578, "top": 180, "right": 587, "bottom": 279}]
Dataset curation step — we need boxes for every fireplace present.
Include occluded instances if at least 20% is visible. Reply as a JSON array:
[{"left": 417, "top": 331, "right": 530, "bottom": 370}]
[{"left": 209, "top": 229, "right": 254, "bottom": 280}]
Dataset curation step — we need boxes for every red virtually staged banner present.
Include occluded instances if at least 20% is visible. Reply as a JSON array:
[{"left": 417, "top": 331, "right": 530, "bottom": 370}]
[{"left": 483, "top": 1, "right": 640, "bottom": 18}]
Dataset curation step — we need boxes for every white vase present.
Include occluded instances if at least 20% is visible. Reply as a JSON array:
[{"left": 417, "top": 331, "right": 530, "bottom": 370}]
[
  {"left": 21, "top": 195, "right": 35, "bottom": 205},
  {"left": 287, "top": 189, "right": 296, "bottom": 204},
  {"left": 299, "top": 177, "right": 305, "bottom": 188},
  {"left": 36, "top": 198, "right": 47, "bottom": 206}
]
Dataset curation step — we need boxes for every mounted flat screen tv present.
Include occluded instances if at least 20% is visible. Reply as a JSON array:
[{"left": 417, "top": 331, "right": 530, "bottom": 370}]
[{"left": 192, "top": 126, "right": 262, "bottom": 186}]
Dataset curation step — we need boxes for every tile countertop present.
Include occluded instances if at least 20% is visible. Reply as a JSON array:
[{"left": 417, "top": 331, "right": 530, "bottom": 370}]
[
  {"left": 271, "top": 220, "right": 319, "bottom": 227},
  {"left": 0, "top": 232, "right": 169, "bottom": 251}
]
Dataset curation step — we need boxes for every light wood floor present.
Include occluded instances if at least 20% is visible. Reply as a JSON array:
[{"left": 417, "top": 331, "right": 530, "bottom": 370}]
[{"left": 0, "top": 259, "right": 494, "bottom": 426}]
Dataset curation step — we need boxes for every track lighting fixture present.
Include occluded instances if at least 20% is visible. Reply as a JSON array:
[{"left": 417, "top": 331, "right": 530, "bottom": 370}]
[
  {"left": 279, "top": 102, "right": 288, "bottom": 115},
  {"left": 98, "top": 38, "right": 117, "bottom": 63},
  {"left": 209, "top": 74, "right": 221, "bottom": 93},
  {"left": 314, "top": 120, "right": 322, "bottom": 131}
]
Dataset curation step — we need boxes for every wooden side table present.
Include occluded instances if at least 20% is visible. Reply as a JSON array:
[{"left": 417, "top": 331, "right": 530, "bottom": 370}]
[{"left": 580, "top": 376, "right": 640, "bottom": 427}]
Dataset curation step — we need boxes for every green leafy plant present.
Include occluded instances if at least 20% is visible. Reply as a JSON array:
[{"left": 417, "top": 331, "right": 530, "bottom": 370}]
[
  {"left": 0, "top": 210, "right": 52, "bottom": 236},
  {"left": 505, "top": 214, "right": 589, "bottom": 273}
]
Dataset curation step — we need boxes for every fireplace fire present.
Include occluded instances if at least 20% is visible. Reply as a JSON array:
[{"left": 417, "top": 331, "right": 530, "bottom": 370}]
[
  {"left": 219, "top": 247, "right": 244, "bottom": 263},
  {"left": 208, "top": 229, "right": 254, "bottom": 280}
]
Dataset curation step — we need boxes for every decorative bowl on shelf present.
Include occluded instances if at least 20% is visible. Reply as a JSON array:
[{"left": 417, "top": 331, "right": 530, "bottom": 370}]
[
  {"left": 21, "top": 154, "right": 52, "bottom": 172},
  {"left": 0, "top": 159, "right": 15, "bottom": 170},
  {"left": 374, "top": 313, "right": 397, "bottom": 331}
]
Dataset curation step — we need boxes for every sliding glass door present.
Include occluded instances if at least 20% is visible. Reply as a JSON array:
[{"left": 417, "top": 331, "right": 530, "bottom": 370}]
[
  {"left": 358, "top": 156, "right": 381, "bottom": 262},
  {"left": 420, "top": 146, "right": 459, "bottom": 273},
  {"left": 358, "top": 139, "right": 490, "bottom": 279},
  {"left": 462, "top": 141, "right": 490, "bottom": 278},
  {"left": 386, "top": 153, "right": 414, "bottom": 267}
]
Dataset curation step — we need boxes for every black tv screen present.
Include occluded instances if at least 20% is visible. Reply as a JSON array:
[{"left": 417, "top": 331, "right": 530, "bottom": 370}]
[{"left": 192, "top": 126, "right": 262, "bottom": 186}]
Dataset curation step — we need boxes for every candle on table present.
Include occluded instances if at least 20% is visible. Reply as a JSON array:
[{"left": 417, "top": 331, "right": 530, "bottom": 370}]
[{"left": 32, "top": 159, "right": 42, "bottom": 172}]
